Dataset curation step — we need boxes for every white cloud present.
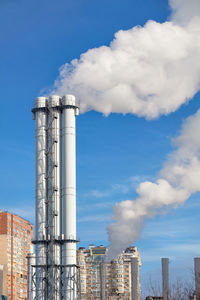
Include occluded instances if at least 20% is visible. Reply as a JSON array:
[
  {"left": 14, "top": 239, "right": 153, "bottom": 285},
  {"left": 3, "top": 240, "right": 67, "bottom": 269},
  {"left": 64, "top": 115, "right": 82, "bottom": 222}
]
[
  {"left": 144, "top": 216, "right": 199, "bottom": 239},
  {"left": 166, "top": 243, "right": 200, "bottom": 254},
  {"left": 95, "top": 201, "right": 114, "bottom": 208},
  {"left": 2, "top": 206, "right": 35, "bottom": 223},
  {"left": 141, "top": 242, "right": 200, "bottom": 263},
  {"left": 82, "top": 182, "right": 131, "bottom": 199},
  {"left": 78, "top": 214, "right": 110, "bottom": 223},
  {"left": 82, "top": 189, "right": 110, "bottom": 199},
  {"left": 129, "top": 175, "right": 153, "bottom": 187}
]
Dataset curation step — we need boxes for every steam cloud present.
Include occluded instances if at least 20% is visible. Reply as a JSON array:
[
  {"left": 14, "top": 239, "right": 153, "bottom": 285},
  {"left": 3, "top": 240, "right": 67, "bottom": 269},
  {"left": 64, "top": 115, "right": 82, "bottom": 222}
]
[
  {"left": 170, "top": 0, "right": 200, "bottom": 25},
  {"left": 107, "top": 109, "right": 200, "bottom": 259},
  {"left": 53, "top": 0, "right": 200, "bottom": 119},
  {"left": 105, "top": 0, "right": 200, "bottom": 259},
  {"left": 51, "top": 0, "right": 200, "bottom": 258}
]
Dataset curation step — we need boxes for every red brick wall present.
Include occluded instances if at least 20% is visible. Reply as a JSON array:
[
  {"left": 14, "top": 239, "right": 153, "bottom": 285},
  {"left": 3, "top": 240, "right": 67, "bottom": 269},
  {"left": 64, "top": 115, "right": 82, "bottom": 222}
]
[
  {"left": 0, "top": 211, "right": 34, "bottom": 300},
  {"left": 0, "top": 212, "right": 7, "bottom": 234}
]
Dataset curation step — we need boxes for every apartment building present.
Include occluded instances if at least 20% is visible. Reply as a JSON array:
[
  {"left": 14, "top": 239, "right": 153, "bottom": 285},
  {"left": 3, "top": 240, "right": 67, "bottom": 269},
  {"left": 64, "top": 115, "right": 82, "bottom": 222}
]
[
  {"left": 0, "top": 210, "right": 33, "bottom": 300},
  {"left": 77, "top": 245, "right": 141, "bottom": 299}
]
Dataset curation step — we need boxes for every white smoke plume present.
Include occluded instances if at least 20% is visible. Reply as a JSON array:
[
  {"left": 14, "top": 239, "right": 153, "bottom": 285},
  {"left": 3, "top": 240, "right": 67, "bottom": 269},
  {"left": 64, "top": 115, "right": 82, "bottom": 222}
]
[
  {"left": 170, "top": 0, "right": 200, "bottom": 25},
  {"left": 50, "top": 0, "right": 200, "bottom": 258},
  {"left": 107, "top": 109, "right": 200, "bottom": 259},
  {"left": 53, "top": 0, "right": 200, "bottom": 119}
]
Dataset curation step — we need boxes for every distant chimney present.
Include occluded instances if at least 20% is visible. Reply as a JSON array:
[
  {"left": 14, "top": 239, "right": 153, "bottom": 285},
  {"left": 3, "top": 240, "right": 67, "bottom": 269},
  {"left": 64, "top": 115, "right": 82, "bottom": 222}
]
[
  {"left": 100, "top": 261, "right": 106, "bottom": 300},
  {"left": 162, "top": 258, "right": 169, "bottom": 300},
  {"left": 27, "top": 253, "right": 35, "bottom": 300},
  {"left": 194, "top": 258, "right": 200, "bottom": 300}
]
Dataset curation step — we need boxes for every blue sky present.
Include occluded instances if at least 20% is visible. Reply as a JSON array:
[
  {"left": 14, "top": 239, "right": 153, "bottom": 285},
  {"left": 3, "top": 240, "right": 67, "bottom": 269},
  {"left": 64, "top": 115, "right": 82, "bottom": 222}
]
[{"left": 1, "top": 0, "right": 200, "bottom": 295}]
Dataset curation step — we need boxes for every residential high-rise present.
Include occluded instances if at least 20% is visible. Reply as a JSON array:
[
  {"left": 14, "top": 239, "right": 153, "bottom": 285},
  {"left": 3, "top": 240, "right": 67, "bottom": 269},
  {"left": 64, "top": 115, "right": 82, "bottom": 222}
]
[
  {"left": 0, "top": 210, "right": 33, "bottom": 300},
  {"left": 77, "top": 245, "right": 141, "bottom": 299}
]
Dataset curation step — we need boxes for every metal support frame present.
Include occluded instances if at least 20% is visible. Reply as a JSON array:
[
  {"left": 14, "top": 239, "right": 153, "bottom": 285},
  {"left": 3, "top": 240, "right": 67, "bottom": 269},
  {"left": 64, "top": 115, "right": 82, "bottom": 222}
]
[{"left": 30, "top": 264, "right": 80, "bottom": 300}]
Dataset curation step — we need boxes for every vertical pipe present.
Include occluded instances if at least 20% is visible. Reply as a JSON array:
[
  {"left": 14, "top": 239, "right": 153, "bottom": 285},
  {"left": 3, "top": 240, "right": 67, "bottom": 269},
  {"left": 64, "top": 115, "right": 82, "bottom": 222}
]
[
  {"left": 47, "top": 95, "right": 61, "bottom": 299},
  {"left": 162, "top": 258, "right": 169, "bottom": 300},
  {"left": 194, "top": 258, "right": 200, "bottom": 300},
  {"left": 27, "top": 253, "right": 36, "bottom": 300},
  {"left": 0, "top": 265, "right": 4, "bottom": 297},
  {"left": 60, "top": 103, "right": 63, "bottom": 300},
  {"left": 100, "top": 261, "right": 106, "bottom": 300},
  {"left": 62, "top": 94, "right": 79, "bottom": 300},
  {"left": 131, "top": 257, "right": 140, "bottom": 300},
  {"left": 34, "top": 97, "right": 47, "bottom": 300}
]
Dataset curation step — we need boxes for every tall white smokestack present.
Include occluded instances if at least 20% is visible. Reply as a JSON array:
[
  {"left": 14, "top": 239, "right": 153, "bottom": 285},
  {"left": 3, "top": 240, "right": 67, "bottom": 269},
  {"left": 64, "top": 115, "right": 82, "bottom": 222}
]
[
  {"left": 162, "top": 258, "right": 169, "bottom": 300},
  {"left": 194, "top": 258, "right": 200, "bottom": 300},
  {"left": 34, "top": 97, "right": 47, "bottom": 300},
  {"left": 62, "top": 94, "right": 79, "bottom": 299},
  {"left": 131, "top": 257, "right": 140, "bottom": 300},
  {"left": 32, "top": 94, "right": 79, "bottom": 299}
]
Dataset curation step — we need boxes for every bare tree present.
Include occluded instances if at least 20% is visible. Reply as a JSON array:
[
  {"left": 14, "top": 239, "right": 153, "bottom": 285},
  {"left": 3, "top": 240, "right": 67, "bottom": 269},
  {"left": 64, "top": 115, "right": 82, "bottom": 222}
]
[
  {"left": 147, "top": 274, "right": 162, "bottom": 297},
  {"left": 146, "top": 276, "right": 195, "bottom": 300}
]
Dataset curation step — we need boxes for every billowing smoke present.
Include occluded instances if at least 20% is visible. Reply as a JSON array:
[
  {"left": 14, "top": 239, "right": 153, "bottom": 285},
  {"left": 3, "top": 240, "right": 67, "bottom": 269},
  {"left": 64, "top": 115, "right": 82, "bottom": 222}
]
[
  {"left": 51, "top": 0, "right": 200, "bottom": 258},
  {"left": 53, "top": 0, "right": 200, "bottom": 119},
  {"left": 170, "top": 0, "right": 200, "bottom": 25},
  {"left": 107, "top": 109, "right": 200, "bottom": 259}
]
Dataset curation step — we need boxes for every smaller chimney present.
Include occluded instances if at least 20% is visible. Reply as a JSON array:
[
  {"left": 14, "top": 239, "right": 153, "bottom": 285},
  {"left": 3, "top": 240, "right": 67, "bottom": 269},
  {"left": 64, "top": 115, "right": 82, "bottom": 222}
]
[
  {"left": 194, "top": 258, "right": 200, "bottom": 300},
  {"left": 162, "top": 258, "right": 169, "bottom": 300},
  {"left": 131, "top": 257, "right": 140, "bottom": 300},
  {"left": 100, "top": 261, "right": 106, "bottom": 300},
  {"left": 27, "top": 253, "right": 36, "bottom": 300}
]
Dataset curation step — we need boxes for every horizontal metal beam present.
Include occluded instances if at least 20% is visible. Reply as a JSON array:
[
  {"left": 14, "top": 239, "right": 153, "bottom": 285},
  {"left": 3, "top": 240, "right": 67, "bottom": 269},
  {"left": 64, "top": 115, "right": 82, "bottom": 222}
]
[{"left": 32, "top": 239, "right": 80, "bottom": 245}]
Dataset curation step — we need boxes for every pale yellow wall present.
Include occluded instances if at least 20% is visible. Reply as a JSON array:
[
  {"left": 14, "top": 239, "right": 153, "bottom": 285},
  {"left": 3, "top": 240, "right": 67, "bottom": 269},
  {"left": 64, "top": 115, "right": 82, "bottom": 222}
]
[
  {"left": 0, "top": 234, "right": 8, "bottom": 296},
  {"left": 0, "top": 265, "right": 4, "bottom": 296}
]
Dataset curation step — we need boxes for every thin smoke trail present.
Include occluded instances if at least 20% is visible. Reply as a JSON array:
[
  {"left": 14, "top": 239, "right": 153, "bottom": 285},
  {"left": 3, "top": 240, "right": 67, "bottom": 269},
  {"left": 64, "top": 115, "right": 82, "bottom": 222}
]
[{"left": 107, "top": 109, "right": 200, "bottom": 259}]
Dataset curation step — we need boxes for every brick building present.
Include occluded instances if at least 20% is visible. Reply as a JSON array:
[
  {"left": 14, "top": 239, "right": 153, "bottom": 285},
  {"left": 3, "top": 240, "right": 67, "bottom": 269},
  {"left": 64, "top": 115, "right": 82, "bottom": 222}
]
[{"left": 0, "top": 210, "right": 33, "bottom": 299}]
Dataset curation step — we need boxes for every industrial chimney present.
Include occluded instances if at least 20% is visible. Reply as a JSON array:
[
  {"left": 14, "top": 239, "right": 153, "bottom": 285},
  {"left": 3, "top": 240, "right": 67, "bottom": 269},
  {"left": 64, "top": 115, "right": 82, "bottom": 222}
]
[
  {"left": 194, "top": 258, "right": 200, "bottom": 300},
  {"left": 62, "top": 95, "right": 79, "bottom": 300},
  {"left": 162, "top": 258, "right": 169, "bottom": 300},
  {"left": 32, "top": 95, "right": 79, "bottom": 300},
  {"left": 27, "top": 253, "right": 36, "bottom": 300},
  {"left": 100, "top": 261, "right": 106, "bottom": 300}
]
